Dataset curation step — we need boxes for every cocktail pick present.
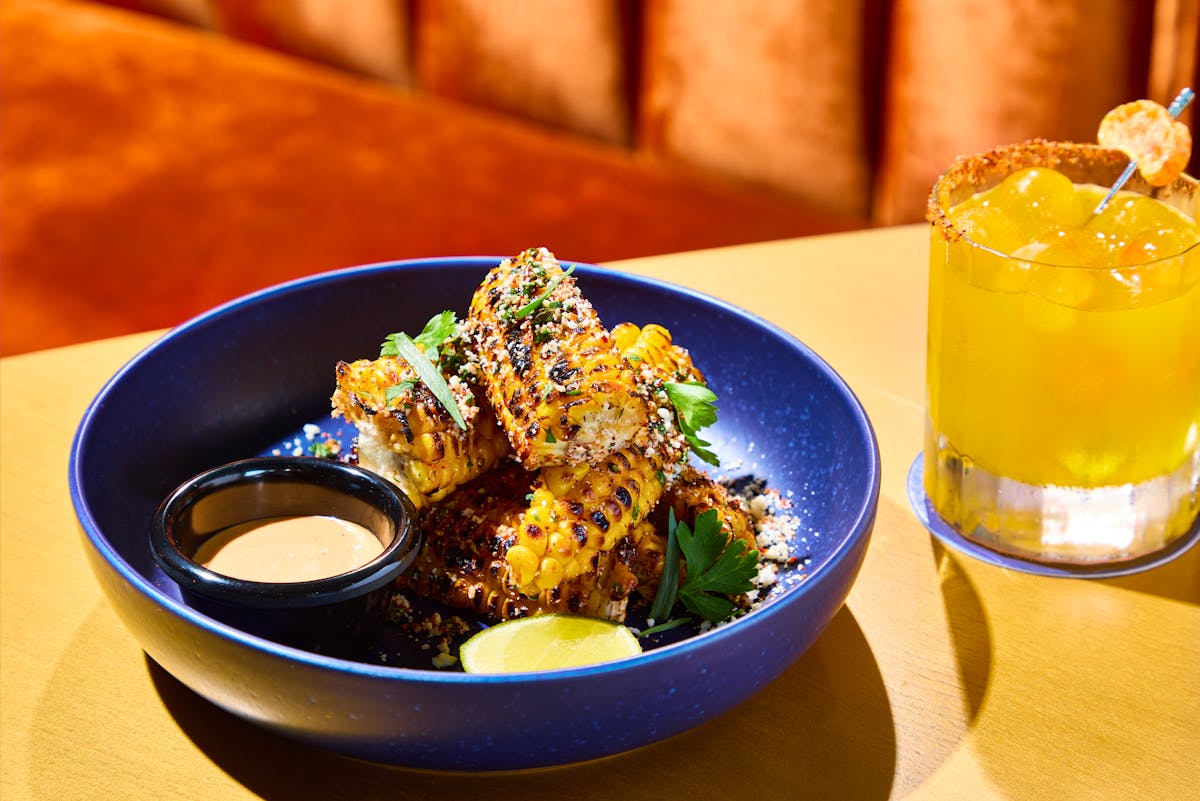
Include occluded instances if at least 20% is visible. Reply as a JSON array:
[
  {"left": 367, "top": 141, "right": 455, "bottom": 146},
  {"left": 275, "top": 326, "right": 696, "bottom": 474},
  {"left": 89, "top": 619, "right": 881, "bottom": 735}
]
[{"left": 1093, "top": 87, "right": 1195, "bottom": 215}]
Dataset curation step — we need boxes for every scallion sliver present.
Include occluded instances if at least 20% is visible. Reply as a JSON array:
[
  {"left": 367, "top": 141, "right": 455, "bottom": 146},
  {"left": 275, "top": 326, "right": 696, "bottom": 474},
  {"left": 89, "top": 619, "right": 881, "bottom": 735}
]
[
  {"left": 390, "top": 332, "right": 467, "bottom": 430},
  {"left": 649, "top": 507, "right": 682, "bottom": 621}
]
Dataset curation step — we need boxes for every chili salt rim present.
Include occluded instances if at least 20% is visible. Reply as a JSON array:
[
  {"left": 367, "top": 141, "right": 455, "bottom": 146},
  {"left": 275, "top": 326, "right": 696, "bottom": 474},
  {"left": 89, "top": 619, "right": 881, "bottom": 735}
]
[{"left": 925, "top": 138, "right": 1198, "bottom": 245}]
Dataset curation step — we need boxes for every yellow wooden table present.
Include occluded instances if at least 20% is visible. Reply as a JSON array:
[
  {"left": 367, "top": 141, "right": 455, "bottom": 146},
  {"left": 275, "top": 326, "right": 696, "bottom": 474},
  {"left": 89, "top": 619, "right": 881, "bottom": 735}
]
[{"left": 3, "top": 227, "right": 1197, "bottom": 800}]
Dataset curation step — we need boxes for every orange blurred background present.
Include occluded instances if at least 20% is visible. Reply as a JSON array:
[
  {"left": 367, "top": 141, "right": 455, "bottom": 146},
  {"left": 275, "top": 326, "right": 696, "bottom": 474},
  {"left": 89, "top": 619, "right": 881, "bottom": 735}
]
[{"left": 2, "top": 0, "right": 1196, "bottom": 354}]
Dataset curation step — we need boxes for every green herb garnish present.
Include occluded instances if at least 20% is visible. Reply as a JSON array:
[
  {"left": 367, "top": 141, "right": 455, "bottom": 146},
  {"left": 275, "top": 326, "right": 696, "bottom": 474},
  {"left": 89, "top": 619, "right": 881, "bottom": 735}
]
[
  {"left": 647, "top": 508, "right": 758, "bottom": 626},
  {"left": 675, "top": 508, "right": 758, "bottom": 622},
  {"left": 386, "top": 337, "right": 465, "bottom": 430},
  {"left": 514, "top": 265, "right": 575, "bottom": 319},
  {"left": 309, "top": 440, "right": 338, "bottom": 459},
  {"left": 379, "top": 313, "right": 466, "bottom": 430},
  {"left": 381, "top": 311, "right": 457, "bottom": 363},
  {"left": 384, "top": 379, "right": 418, "bottom": 406},
  {"left": 649, "top": 508, "right": 682, "bottom": 621},
  {"left": 639, "top": 617, "right": 692, "bottom": 637},
  {"left": 663, "top": 381, "right": 721, "bottom": 466}
]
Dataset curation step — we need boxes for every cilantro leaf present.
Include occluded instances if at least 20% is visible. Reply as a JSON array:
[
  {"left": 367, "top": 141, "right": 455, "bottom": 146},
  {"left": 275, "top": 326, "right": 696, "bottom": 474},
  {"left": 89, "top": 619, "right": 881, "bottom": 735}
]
[
  {"left": 674, "top": 508, "right": 725, "bottom": 576},
  {"left": 377, "top": 313, "right": 466, "bottom": 429},
  {"left": 387, "top": 332, "right": 467, "bottom": 430},
  {"left": 664, "top": 381, "right": 721, "bottom": 466},
  {"left": 381, "top": 311, "right": 458, "bottom": 362},
  {"left": 680, "top": 592, "right": 739, "bottom": 624},
  {"left": 413, "top": 311, "right": 458, "bottom": 361},
  {"left": 646, "top": 507, "right": 759, "bottom": 626},
  {"left": 676, "top": 509, "right": 758, "bottom": 623}
]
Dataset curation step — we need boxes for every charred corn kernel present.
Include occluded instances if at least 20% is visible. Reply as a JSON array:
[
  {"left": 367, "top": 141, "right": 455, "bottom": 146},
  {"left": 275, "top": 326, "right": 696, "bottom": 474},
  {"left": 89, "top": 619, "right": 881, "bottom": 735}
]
[
  {"left": 615, "top": 321, "right": 709, "bottom": 481},
  {"left": 508, "top": 447, "right": 663, "bottom": 595},
  {"left": 547, "top": 531, "right": 574, "bottom": 557},
  {"left": 561, "top": 557, "right": 584, "bottom": 582},
  {"left": 399, "top": 465, "right": 639, "bottom": 622},
  {"left": 331, "top": 355, "right": 509, "bottom": 508},
  {"left": 467, "top": 247, "right": 650, "bottom": 469},
  {"left": 611, "top": 322, "right": 640, "bottom": 352}
]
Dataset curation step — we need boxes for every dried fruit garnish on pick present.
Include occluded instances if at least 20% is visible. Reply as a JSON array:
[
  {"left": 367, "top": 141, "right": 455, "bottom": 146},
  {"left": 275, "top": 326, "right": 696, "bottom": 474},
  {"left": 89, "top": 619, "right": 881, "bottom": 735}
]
[{"left": 1093, "top": 88, "right": 1194, "bottom": 214}]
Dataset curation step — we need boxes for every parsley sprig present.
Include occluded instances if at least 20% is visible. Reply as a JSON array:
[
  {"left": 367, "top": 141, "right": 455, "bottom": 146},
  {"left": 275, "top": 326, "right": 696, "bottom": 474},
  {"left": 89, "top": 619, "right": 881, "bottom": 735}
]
[
  {"left": 381, "top": 311, "right": 457, "bottom": 361},
  {"left": 645, "top": 508, "right": 759, "bottom": 630},
  {"left": 379, "top": 312, "right": 466, "bottom": 430},
  {"left": 663, "top": 381, "right": 720, "bottom": 466}
]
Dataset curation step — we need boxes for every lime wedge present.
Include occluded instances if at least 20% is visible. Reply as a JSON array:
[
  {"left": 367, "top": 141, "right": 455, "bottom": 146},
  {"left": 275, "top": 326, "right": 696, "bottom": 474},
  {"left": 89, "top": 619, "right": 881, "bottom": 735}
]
[{"left": 459, "top": 615, "right": 642, "bottom": 673}]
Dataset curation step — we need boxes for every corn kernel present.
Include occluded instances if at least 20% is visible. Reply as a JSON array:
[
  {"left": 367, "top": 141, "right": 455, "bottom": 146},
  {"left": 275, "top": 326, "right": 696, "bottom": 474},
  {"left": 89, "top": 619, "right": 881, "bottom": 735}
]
[
  {"left": 535, "top": 557, "right": 564, "bottom": 591},
  {"left": 548, "top": 532, "right": 573, "bottom": 557},
  {"left": 506, "top": 545, "right": 539, "bottom": 586},
  {"left": 562, "top": 559, "right": 584, "bottom": 581}
]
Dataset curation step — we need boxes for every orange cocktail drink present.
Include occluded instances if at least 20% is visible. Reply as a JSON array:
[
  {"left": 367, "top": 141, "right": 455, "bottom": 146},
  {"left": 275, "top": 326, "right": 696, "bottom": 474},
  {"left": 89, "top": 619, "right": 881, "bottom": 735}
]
[{"left": 925, "top": 140, "right": 1200, "bottom": 562}]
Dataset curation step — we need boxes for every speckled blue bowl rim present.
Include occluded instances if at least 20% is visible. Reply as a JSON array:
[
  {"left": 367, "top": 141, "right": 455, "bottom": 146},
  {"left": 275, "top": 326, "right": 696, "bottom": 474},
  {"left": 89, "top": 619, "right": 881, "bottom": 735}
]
[
  {"left": 69, "top": 257, "right": 881, "bottom": 686},
  {"left": 907, "top": 453, "right": 1200, "bottom": 578}
]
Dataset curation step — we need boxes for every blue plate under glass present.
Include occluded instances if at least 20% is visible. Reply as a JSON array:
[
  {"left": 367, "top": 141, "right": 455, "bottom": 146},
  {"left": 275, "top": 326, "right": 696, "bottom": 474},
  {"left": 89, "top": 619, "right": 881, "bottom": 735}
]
[{"left": 907, "top": 453, "right": 1200, "bottom": 578}]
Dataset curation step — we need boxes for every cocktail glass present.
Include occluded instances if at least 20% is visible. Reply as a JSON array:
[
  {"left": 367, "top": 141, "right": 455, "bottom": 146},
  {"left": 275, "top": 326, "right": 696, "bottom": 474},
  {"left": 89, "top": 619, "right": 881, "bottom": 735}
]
[{"left": 925, "top": 139, "right": 1199, "bottom": 563}]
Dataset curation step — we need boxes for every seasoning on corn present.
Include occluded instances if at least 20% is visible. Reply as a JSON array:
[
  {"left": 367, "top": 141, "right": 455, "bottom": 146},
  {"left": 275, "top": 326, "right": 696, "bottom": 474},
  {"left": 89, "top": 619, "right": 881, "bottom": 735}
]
[
  {"left": 398, "top": 465, "right": 641, "bottom": 622},
  {"left": 466, "top": 247, "right": 650, "bottom": 469},
  {"left": 325, "top": 247, "right": 791, "bottom": 636},
  {"left": 507, "top": 447, "right": 665, "bottom": 594},
  {"left": 502, "top": 322, "right": 704, "bottom": 595},
  {"left": 331, "top": 351, "right": 510, "bottom": 509}
]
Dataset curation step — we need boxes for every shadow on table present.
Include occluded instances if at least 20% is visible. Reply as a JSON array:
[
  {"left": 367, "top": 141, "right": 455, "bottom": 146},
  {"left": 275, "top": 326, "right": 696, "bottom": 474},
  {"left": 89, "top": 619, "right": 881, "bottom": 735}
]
[
  {"left": 1098, "top": 526, "right": 1200, "bottom": 606},
  {"left": 144, "top": 606, "right": 896, "bottom": 800},
  {"left": 930, "top": 538, "right": 993, "bottom": 723}
]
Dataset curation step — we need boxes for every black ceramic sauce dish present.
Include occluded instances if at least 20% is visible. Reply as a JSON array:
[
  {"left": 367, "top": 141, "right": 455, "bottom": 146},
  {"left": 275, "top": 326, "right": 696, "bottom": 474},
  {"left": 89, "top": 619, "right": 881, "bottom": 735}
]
[{"left": 151, "top": 457, "right": 419, "bottom": 659}]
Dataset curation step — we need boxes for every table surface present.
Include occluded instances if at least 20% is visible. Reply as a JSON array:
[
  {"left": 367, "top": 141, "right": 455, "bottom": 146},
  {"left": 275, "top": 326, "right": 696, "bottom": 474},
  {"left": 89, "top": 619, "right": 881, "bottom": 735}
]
[{"left": 2, "top": 225, "right": 1197, "bottom": 801}]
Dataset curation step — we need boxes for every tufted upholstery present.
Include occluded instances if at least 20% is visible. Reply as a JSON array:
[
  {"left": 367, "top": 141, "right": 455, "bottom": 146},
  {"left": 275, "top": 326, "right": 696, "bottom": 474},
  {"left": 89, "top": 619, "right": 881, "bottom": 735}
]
[{"left": 2, "top": 0, "right": 1196, "bottom": 353}]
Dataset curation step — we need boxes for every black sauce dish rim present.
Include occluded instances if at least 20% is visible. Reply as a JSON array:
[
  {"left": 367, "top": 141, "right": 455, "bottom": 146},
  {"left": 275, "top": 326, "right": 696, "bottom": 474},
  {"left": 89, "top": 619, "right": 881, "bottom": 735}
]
[{"left": 151, "top": 457, "right": 420, "bottom": 610}]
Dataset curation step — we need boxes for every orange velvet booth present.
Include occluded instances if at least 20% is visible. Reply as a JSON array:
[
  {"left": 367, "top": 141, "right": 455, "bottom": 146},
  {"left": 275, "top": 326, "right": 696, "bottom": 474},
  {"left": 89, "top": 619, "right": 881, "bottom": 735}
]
[{"left": 2, "top": 0, "right": 1196, "bottom": 354}]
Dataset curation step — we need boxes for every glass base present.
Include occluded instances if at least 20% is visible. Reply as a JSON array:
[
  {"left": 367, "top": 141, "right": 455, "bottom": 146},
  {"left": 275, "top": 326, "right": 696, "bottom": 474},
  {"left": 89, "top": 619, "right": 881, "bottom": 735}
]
[
  {"left": 923, "top": 439, "right": 1199, "bottom": 565},
  {"left": 908, "top": 455, "right": 1200, "bottom": 578}
]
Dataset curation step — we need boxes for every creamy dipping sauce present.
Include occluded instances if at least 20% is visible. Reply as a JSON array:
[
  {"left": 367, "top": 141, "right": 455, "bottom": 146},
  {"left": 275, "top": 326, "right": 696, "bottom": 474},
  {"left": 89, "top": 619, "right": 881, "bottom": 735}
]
[{"left": 193, "top": 515, "right": 384, "bottom": 582}]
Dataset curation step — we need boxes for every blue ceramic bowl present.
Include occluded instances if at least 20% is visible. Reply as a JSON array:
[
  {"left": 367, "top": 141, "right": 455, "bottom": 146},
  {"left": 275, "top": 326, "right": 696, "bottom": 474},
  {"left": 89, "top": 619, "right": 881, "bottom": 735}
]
[{"left": 69, "top": 258, "right": 880, "bottom": 771}]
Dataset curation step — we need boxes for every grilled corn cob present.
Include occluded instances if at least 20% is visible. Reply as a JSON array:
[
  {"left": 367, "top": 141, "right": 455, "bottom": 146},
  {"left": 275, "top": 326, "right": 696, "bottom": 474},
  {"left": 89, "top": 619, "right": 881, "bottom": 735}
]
[
  {"left": 466, "top": 247, "right": 649, "bottom": 469},
  {"left": 331, "top": 355, "right": 510, "bottom": 508},
  {"left": 506, "top": 447, "right": 665, "bottom": 594},
  {"left": 503, "top": 321, "right": 703, "bottom": 595},
  {"left": 399, "top": 465, "right": 640, "bottom": 622}
]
